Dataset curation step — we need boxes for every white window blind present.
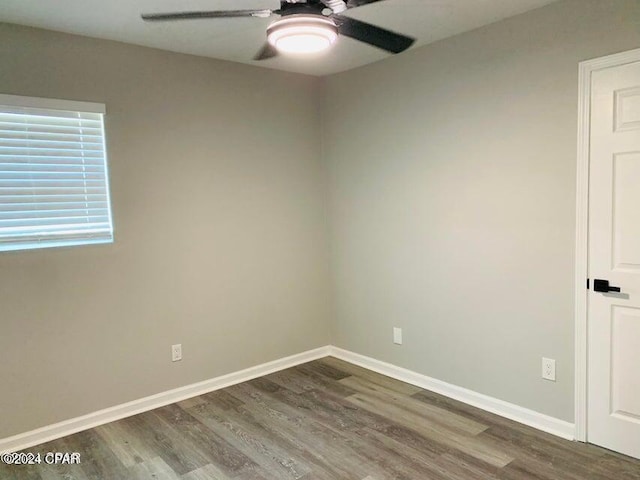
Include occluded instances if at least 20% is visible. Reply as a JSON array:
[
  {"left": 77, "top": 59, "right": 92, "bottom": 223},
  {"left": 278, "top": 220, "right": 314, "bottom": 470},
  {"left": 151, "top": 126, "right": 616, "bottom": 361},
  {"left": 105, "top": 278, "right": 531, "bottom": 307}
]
[{"left": 0, "top": 94, "right": 113, "bottom": 252}]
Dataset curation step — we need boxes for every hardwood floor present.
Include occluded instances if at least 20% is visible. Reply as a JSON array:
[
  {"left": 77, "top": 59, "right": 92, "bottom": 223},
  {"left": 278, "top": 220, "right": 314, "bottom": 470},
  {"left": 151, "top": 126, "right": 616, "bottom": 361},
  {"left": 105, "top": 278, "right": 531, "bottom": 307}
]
[{"left": 2, "top": 357, "right": 639, "bottom": 479}]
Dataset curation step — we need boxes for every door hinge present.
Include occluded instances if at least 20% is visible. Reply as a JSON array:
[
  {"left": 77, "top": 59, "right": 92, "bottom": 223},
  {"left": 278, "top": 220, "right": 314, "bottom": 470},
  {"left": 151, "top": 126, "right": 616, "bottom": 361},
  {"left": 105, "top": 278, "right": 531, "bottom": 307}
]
[{"left": 587, "top": 278, "right": 590, "bottom": 289}]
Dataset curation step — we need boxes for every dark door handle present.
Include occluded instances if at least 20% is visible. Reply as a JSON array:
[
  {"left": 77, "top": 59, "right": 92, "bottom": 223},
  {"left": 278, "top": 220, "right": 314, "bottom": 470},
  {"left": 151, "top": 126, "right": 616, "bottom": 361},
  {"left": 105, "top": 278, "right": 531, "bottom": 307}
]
[{"left": 593, "top": 279, "right": 621, "bottom": 293}]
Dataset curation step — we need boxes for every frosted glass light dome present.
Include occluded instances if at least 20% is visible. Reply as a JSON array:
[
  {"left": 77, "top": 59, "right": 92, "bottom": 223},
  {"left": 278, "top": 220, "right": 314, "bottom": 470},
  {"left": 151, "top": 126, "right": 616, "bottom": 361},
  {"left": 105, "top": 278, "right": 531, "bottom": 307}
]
[{"left": 267, "top": 15, "right": 338, "bottom": 54}]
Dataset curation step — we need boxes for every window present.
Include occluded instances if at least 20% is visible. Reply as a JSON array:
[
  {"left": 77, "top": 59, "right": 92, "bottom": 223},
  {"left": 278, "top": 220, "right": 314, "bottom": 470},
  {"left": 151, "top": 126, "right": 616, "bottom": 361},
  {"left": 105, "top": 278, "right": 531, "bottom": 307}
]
[{"left": 0, "top": 94, "right": 113, "bottom": 252}]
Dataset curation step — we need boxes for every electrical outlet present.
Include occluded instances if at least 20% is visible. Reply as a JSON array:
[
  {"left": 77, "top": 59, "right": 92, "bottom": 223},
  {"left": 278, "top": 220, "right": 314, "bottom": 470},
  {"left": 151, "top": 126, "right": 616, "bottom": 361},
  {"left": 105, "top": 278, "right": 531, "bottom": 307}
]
[
  {"left": 542, "top": 357, "right": 556, "bottom": 381},
  {"left": 393, "top": 327, "right": 402, "bottom": 345},
  {"left": 172, "top": 344, "right": 182, "bottom": 362}
]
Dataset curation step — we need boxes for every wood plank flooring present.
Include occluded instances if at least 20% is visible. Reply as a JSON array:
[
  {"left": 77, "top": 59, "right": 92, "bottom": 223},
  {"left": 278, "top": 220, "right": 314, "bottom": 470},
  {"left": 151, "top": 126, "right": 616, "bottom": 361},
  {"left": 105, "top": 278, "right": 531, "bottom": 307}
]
[{"left": 1, "top": 356, "right": 639, "bottom": 479}]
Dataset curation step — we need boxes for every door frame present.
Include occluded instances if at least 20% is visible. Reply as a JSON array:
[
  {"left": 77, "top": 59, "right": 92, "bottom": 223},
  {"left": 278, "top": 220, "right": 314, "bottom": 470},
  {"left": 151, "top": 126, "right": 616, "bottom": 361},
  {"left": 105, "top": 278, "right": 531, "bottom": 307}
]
[{"left": 574, "top": 47, "right": 640, "bottom": 443}]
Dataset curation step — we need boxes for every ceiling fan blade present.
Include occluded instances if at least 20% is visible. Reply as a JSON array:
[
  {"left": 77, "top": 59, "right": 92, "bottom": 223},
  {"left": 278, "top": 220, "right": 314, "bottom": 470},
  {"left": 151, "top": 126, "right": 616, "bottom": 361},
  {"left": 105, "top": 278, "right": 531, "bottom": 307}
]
[
  {"left": 254, "top": 43, "right": 278, "bottom": 61},
  {"left": 141, "top": 10, "right": 273, "bottom": 21},
  {"left": 333, "top": 14, "right": 414, "bottom": 53}
]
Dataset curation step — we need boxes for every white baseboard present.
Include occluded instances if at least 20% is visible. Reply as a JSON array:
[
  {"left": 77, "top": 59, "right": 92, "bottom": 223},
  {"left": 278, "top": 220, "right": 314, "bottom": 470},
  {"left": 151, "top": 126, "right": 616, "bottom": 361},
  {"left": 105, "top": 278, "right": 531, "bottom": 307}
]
[
  {"left": 328, "top": 346, "right": 576, "bottom": 441},
  {"left": 1, "top": 344, "right": 576, "bottom": 453},
  {"left": 0, "top": 346, "right": 331, "bottom": 453}
]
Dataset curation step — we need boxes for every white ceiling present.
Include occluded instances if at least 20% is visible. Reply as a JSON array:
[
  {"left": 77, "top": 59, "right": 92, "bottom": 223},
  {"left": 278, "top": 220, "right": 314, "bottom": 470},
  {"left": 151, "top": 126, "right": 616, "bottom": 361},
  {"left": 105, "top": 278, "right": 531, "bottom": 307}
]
[{"left": 0, "top": 0, "right": 558, "bottom": 76}]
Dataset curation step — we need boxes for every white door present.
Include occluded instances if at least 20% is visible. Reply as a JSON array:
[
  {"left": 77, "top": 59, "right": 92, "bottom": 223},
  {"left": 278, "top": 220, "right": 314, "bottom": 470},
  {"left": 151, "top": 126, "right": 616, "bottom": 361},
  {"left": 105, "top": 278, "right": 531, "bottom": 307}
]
[{"left": 588, "top": 59, "right": 640, "bottom": 459}]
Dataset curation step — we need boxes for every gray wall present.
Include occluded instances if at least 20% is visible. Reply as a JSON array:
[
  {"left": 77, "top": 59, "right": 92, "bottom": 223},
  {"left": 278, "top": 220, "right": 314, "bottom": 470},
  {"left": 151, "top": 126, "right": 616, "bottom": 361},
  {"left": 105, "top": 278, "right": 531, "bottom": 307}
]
[
  {"left": 2, "top": 0, "right": 640, "bottom": 440},
  {"left": 0, "top": 24, "right": 330, "bottom": 439},
  {"left": 323, "top": 0, "right": 640, "bottom": 422}
]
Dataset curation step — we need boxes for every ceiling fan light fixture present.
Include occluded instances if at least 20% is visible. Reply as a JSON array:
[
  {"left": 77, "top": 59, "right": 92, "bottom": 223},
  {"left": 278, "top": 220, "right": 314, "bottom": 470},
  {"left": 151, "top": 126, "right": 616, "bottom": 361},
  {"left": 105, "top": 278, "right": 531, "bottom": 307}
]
[{"left": 267, "top": 15, "right": 338, "bottom": 54}]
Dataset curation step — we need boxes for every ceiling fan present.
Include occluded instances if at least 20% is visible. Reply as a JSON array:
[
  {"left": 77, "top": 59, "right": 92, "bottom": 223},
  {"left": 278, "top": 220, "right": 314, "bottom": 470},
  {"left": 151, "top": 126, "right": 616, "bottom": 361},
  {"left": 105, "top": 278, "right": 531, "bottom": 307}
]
[{"left": 141, "top": 0, "right": 415, "bottom": 60}]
